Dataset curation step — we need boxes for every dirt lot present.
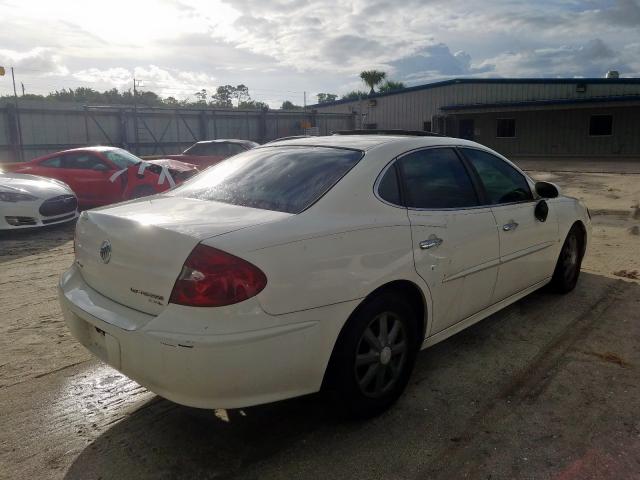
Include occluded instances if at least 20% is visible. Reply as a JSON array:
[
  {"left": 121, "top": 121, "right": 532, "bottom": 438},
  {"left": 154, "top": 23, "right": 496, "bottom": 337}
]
[{"left": 1, "top": 166, "right": 639, "bottom": 480}]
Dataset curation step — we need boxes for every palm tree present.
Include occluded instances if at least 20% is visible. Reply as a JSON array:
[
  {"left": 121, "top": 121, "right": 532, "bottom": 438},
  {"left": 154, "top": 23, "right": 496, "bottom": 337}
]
[
  {"left": 360, "top": 70, "right": 387, "bottom": 95},
  {"left": 378, "top": 80, "right": 405, "bottom": 93}
]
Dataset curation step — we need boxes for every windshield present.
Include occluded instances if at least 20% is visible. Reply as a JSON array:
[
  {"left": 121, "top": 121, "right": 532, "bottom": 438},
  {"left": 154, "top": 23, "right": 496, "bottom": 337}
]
[
  {"left": 103, "top": 149, "right": 142, "bottom": 169},
  {"left": 169, "top": 146, "right": 363, "bottom": 213}
]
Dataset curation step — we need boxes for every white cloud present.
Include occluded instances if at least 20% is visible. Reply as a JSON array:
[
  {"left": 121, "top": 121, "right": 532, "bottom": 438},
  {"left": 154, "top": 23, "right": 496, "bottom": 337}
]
[{"left": 1, "top": 0, "right": 639, "bottom": 102}]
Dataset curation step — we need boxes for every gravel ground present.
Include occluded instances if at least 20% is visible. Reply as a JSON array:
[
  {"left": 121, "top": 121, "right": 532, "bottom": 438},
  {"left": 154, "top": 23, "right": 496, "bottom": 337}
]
[{"left": 0, "top": 167, "right": 638, "bottom": 479}]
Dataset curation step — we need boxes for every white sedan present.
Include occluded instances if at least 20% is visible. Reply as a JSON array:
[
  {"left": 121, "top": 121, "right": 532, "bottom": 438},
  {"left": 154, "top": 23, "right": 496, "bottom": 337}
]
[
  {"left": 0, "top": 170, "right": 78, "bottom": 230},
  {"left": 59, "top": 133, "right": 590, "bottom": 417}
]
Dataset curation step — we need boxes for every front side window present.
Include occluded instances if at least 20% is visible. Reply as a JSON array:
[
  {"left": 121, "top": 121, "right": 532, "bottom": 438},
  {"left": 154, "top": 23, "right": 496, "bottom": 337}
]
[
  {"left": 170, "top": 146, "right": 363, "bottom": 214},
  {"left": 461, "top": 148, "right": 533, "bottom": 205},
  {"left": 103, "top": 149, "right": 142, "bottom": 169},
  {"left": 397, "top": 148, "right": 478, "bottom": 209}
]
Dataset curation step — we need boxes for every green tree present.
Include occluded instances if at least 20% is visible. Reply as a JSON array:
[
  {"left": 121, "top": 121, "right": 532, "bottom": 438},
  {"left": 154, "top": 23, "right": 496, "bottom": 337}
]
[
  {"left": 359, "top": 70, "right": 386, "bottom": 94},
  {"left": 238, "top": 99, "right": 269, "bottom": 110},
  {"left": 316, "top": 93, "right": 338, "bottom": 104},
  {"left": 378, "top": 80, "right": 405, "bottom": 93},
  {"left": 281, "top": 100, "right": 302, "bottom": 110},
  {"left": 210, "top": 85, "right": 234, "bottom": 107},
  {"left": 341, "top": 90, "right": 368, "bottom": 101},
  {"left": 232, "top": 84, "right": 250, "bottom": 106},
  {"left": 194, "top": 89, "right": 208, "bottom": 104}
]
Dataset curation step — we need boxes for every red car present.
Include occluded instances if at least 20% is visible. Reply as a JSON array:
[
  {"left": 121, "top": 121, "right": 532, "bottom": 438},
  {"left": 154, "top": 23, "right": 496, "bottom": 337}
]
[
  {"left": 143, "top": 139, "right": 259, "bottom": 169},
  {"left": 10, "top": 147, "right": 199, "bottom": 209}
]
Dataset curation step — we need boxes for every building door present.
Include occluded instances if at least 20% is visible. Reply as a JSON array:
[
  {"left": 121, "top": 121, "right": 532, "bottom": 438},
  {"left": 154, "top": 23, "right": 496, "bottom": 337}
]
[{"left": 459, "top": 119, "right": 475, "bottom": 140}]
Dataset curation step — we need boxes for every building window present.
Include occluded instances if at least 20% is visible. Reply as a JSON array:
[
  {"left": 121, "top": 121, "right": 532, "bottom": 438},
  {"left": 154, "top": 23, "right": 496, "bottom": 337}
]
[
  {"left": 423, "top": 121, "right": 432, "bottom": 132},
  {"left": 496, "top": 118, "right": 516, "bottom": 138},
  {"left": 364, "top": 123, "right": 377, "bottom": 130},
  {"left": 589, "top": 115, "right": 613, "bottom": 136}
]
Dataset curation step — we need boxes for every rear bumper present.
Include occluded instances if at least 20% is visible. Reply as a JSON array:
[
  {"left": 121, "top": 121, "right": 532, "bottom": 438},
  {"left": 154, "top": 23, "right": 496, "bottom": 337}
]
[{"left": 58, "top": 265, "right": 356, "bottom": 409}]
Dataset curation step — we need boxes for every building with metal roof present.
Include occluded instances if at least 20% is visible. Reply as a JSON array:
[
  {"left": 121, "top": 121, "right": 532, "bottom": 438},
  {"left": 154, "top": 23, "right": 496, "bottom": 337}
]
[{"left": 311, "top": 78, "right": 640, "bottom": 160}]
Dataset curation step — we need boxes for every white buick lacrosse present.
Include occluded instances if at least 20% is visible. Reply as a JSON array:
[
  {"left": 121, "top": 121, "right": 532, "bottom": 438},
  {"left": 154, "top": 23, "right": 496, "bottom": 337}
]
[{"left": 59, "top": 131, "right": 590, "bottom": 417}]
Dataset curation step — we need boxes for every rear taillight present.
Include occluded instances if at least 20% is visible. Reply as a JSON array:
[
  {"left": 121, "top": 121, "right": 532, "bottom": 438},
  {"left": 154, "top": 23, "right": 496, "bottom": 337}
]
[{"left": 169, "top": 244, "right": 267, "bottom": 307}]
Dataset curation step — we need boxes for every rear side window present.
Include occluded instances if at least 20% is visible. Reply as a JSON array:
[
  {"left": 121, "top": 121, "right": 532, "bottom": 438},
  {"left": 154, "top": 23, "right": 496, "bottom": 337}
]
[
  {"left": 377, "top": 165, "right": 401, "bottom": 205},
  {"left": 461, "top": 148, "right": 533, "bottom": 204},
  {"left": 63, "top": 153, "right": 108, "bottom": 170},
  {"left": 40, "top": 156, "right": 62, "bottom": 167},
  {"left": 170, "top": 146, "right": 363, "bottom": 213},
  {"left": 398, "top": 148, "right": 478, "bottom": 209},
  {"left": 185, "top": 143, "right": 225, "bottom": 156},
  {"left": 227, "top": 143, "right": 246, "bottom": 156}
]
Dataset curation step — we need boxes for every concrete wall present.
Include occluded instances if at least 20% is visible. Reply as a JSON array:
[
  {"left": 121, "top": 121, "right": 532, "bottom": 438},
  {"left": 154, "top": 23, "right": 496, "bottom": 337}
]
[{"left": 0, "top": 101, "right": 355, "bottom": 162}]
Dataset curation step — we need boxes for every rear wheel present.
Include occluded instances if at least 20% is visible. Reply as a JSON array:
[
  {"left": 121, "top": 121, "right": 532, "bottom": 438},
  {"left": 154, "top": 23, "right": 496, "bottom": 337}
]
[
  {"left": 549, "top": 225, "right": 584, "bottom": 293},
  {"left": 327, "top": 292, "right": 420, "bottom": 419}
]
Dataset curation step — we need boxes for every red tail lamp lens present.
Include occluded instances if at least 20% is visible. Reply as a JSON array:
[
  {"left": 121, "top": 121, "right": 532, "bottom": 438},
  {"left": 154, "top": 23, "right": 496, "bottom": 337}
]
[{"left": 169, "top": 244, "right": 267, "bottom": 307}]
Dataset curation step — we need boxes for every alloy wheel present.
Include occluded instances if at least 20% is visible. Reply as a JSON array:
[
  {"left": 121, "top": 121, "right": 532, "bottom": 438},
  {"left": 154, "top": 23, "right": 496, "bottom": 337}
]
[
  {"left": 562, "top": 233, "right": 579, "bottom": 282},
  {"left": 354, "top": 311, "right": 408, "bottom": 398}
]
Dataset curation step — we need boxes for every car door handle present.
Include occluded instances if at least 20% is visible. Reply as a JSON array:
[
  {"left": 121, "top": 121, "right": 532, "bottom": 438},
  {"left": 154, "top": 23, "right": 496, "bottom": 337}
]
[
  {"left": 419, "top": 237, "right": 444, "bottom": 249},
  {"left": 502, "top": 221, "right": 519, "bottom": 232}
]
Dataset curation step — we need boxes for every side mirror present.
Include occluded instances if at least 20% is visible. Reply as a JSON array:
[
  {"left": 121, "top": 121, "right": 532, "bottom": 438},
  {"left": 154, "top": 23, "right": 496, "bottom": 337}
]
[
  {"left": 93, "top": 163, "right": 110, "bottom": 172},
  {"left": 535, "top": 181, "right": 559, "bottom": 199}
]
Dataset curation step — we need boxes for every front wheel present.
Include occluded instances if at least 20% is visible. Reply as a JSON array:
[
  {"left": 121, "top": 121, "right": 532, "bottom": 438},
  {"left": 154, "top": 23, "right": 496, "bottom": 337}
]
[
  {"left": 327, "top": 293, "right": 420, "bottom": 419},
  {"left": 549, "top": 225, "right": 584, "bottom": 293}
]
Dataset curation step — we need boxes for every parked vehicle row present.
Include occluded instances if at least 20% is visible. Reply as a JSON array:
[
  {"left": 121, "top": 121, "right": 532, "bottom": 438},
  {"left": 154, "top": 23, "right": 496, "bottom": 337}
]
[
  {"left": 1, "top": 139, "right": 259, "bottom": 218},
  {"left": 58, "top": 132, "right": 591, "bottom": 418},
  {"left": 8, "top": 147, "right": 199, "bottom": 209}
]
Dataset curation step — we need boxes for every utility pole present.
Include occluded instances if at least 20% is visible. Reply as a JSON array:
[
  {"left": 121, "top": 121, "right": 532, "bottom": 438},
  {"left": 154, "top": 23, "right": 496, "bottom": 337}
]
[
  {"left": 21, "top": 82, "right": 25, "bottom": 96},
  {"left": 133, "top": 77, "right": 140, "bottom": 154},
  {"left": 303, "top": 91, "right": 306, "bottom": 110},
  {"left": 11, "top": 67, "right": 23, "bottom": 161}
]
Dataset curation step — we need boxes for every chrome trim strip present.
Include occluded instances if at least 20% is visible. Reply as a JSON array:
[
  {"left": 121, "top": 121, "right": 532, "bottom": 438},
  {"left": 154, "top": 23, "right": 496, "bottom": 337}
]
[
  {"left": 500, "top": 241, "right": 555, "bottom": 264},
  {"left": 444, "top": 258, "right": 501, "bottom": 283},
  {"left": 442, "top": 241, "right": 555, "bottom": 283}
]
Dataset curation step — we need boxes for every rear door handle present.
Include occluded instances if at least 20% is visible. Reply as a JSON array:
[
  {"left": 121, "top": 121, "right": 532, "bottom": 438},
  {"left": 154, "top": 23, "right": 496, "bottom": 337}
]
[
  {"left": 502, "top": 221, "right": 519, "bottom": 232},
  {"left": 419, "top": 237, "right": 443, "bottom": 249}
]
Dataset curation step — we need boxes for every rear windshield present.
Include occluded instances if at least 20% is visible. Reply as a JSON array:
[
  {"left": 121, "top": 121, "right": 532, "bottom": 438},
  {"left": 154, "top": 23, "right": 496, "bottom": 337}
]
[{"left": 169, "top": 146, "right": 363, "bottom": 213}]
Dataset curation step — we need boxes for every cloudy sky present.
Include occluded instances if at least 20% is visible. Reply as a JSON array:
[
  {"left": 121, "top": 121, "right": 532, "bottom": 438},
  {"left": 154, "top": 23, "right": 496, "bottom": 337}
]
[{"left": 1, "top": 0, "right": 639, "bottom": 106}]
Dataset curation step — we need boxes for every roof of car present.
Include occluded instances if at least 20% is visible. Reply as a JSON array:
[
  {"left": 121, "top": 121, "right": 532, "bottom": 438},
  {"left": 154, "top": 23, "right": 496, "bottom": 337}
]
[
  {"left": 50, "top": 146, "right": 120, "bottom": 155},
  {"left": 259, "top": 134, "right": 459, "bottom": 151},
  {"left": 195, "top": 139, "right": 259, "bottom": 146}
]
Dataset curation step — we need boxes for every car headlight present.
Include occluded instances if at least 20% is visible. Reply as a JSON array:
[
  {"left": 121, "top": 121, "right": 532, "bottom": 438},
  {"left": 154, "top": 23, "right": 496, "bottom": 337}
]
[{"left": 0, "top": 191, "right": 39, "bottom": 202}]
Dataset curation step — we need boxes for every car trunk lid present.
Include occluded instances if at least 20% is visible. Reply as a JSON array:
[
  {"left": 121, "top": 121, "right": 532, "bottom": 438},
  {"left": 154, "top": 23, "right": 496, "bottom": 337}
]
[{"left": 75, "top": 196, "right": 291, "bottom": 315}]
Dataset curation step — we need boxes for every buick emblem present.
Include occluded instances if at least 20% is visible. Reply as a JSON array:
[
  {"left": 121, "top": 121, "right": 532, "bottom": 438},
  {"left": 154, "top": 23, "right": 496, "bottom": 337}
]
[{"left": 99, "top": 240, "right": 112, "bottom": 264}]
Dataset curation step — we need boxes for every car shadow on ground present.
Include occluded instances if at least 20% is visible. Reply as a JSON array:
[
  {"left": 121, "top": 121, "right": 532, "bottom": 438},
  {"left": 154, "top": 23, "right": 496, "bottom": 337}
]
[
  {"left": 0, "top": 220, "right": 75, "bottom": 263},
  {"left": 63, "top": 273, "right": 637, "bottom": 480}
]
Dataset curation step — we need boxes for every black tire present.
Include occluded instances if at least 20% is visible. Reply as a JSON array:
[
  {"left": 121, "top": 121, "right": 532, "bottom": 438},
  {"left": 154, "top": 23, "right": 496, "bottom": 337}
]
[
  {"left": 326, "top": 292, "right": 420, "bottom": 419},
  {"left": 549, "top": 225, "right": 584, "bottom": 293},
  {"left": 129, "top": 185, "right": 156, "bottom": 199}
]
